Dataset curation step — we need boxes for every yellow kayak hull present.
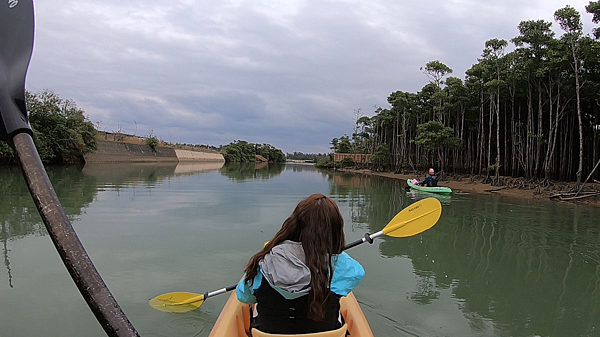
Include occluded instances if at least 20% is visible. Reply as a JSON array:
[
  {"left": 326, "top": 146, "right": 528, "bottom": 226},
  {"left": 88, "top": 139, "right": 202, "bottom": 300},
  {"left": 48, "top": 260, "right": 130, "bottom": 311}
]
[{"left": 208, "top": 291, "right": 374, "bottom": 337}]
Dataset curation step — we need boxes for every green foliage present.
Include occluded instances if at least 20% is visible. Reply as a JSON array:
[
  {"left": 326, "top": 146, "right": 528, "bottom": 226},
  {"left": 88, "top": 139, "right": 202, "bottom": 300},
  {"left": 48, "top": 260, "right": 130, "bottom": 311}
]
[
  {"left": 511, "top": 20, "right": 555, "bottom": 59},
  {"left": 315, "top": 155, "right": 335, "bottom": 169},
  {"left": 413, "top": 121, "right": 461, "bottom": 151},
  {"left": 31, "top": 127, "right": 55, "bottom": 161},
  {"left": 554, "top": 5, "right": 583, "bottom": 38},
  {"left": 330, "top": 135, "right": 352, "bottom": 154},
  {"left": 370, "top": 144, "right": 392, "bottom": 170},
  {"left": 487, "top": 164, "right": 500, "bottom": 172},
  {"left": 420, "top": 60, "right": 453, "bottom": 87},
  {"left": 483, "top": 79, "right": 505, "bottom": 89},
  {"left": 339, "top": 156, "right": 355, "bottom": 168},
  {"left": 587, "top": 1, "right": 600, "bottom": 39},
  {"left": 0, "top": 141, "right": 14, "bottom": 164},
  {"left": 286, "top": 152, "right": 328, "bottom": 163},
  {"left": 13, "top": 90, "right": 98, "bottom": 164},
  {"left": 146, "top": 136, "right": 159, "bottom": 149},
  {"left": 527, "top": 132, "right": 547, "bottom": 144},
  {"left": 220, "top": 140, "right": 285, "bottom": 163},
  {"left": 221, "top": 140, "right": 255, "bottom": 162},
  {"left": 255, "top": 143, "right": 286, "bottom": 163}
]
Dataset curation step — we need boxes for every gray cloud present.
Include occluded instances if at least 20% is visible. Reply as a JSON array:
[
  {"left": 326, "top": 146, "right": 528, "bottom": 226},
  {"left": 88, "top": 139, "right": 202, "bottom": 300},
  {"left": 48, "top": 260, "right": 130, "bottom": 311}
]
[{"left": 25, "top": 0, "right": 594, "bottom": 153}]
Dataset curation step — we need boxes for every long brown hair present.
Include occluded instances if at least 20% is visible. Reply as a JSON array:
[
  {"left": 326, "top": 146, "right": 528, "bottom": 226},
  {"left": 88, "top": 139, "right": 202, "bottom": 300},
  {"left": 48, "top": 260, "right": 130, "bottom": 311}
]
[{"left": 244, "top": 194, "right": 346, "bottom": 321}]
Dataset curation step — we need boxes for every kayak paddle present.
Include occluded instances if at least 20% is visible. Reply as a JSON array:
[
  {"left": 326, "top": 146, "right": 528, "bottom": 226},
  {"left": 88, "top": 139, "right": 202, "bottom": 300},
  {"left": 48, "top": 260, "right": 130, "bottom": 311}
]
[
  {"left": 0, "top": 2, "right": 139, "bottom": 336},
  {"left": 149, "top": 197, "right": 442, "bottom": 313}
]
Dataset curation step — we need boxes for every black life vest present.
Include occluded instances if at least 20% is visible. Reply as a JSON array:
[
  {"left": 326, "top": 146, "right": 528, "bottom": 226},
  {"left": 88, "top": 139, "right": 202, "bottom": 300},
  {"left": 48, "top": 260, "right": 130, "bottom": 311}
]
[
  {"left": 429, "top": 175, "right": 438, "bottom": 187},
  {"left": 253, "top": 277, "right": 342, "bottom": 334}
]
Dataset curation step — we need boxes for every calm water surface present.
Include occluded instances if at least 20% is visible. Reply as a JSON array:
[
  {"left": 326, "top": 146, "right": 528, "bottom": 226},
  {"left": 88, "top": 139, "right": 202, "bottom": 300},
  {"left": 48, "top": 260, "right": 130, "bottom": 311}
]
[{"left": 0, "top": 162, "right": 599, "bottom": 337}]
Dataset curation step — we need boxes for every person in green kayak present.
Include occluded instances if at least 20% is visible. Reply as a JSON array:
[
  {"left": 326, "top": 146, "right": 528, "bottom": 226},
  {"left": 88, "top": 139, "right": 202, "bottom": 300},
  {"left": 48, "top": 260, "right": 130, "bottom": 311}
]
[
  {"left": 236, "top": 194, "right": 365, "bottom": 334},
  {"left": 419, "top": 168, "right": 439, "bottom": 187}
]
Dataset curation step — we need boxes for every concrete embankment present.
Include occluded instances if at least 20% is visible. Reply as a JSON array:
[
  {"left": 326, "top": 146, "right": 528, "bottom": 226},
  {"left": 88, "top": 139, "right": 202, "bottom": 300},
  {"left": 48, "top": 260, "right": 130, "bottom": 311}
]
[
  {"left": 83, "top": 140, "right": 225, "bottom": 164},
  {"left": 174, "top": 149, "right": 225, "bottom": 162}
]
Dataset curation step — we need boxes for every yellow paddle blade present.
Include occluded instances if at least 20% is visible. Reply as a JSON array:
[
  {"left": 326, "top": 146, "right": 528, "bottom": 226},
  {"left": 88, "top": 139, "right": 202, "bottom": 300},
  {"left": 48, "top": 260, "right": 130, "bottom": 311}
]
[
  {"left": 382, "top": 198, "right": 442, "bottom": 238},
  {"left": 149, "top": 292, "right": 205, "bottom": 313}
]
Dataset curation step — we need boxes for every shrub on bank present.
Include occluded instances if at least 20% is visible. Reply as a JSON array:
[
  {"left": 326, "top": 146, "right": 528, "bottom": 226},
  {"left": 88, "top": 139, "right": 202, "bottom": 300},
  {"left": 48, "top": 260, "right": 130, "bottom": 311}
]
[{"left": 0, "top": 90, "right": 97, "bottom": 164}]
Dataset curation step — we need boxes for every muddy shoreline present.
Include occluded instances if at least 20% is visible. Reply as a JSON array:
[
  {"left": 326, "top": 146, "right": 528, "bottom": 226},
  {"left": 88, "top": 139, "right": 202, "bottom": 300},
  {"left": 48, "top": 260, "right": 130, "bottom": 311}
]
[{"left": 337, "top": 169, "right": 600, "bottom": 206}]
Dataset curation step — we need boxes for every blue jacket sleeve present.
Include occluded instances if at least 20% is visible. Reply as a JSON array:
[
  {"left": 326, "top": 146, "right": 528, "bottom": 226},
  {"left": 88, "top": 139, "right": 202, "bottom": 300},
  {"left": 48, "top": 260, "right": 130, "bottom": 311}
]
[
  {"left": 330, "top": 252, "right": 365, "bottom": 296},
  {"left": 235, "top": 272, "right": 262, "bottom": 304}
]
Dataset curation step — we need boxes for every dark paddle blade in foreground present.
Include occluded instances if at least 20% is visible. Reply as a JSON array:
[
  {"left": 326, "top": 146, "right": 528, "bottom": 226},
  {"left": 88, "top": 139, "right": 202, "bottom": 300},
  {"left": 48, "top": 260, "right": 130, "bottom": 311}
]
[
  {"left": 150, "top": 198, "right": 443, "bottom": 313},
  {"left": 0, "top": 0, "right": 34, "bottom": 140},
  {"left": 0, "top": 2, "right": 139, "bottom": 336}
]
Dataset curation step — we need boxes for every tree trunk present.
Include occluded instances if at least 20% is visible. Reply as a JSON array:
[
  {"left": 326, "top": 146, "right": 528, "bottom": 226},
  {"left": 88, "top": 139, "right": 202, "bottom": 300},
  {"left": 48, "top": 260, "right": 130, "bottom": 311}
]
[
  {"left": 534, "top": 78, "right": 543, "bottom": 179},
  {"left": 495, "top": 85, "right": 501, "bottom": 182},
  {"left": 572, "top": 42, "right": 584, "bottom": 184},
  {"left": 526, "top": 79, "right": 534, "bottom": 179},
  {"left": 478, "top": 86, "right": 485, "bottom": 176}
]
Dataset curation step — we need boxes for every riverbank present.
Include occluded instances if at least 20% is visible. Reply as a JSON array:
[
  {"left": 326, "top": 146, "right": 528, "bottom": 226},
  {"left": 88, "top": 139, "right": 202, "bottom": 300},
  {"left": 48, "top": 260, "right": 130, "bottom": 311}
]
[{"left": 338, "top": 169, "right": 600, "bottom": 206}]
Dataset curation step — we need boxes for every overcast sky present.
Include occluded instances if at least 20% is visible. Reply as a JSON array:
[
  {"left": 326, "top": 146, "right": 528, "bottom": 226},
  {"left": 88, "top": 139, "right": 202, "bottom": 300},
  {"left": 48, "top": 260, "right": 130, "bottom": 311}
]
[{"left": 25, "top": 0, "right": 596, "bottom": 154}]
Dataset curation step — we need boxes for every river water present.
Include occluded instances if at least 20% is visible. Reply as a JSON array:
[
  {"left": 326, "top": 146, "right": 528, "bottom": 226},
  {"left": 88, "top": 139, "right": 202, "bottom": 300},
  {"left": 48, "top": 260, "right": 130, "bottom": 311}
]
[{"left": 0, "top": 162, "right": 598, "bottom": 337}]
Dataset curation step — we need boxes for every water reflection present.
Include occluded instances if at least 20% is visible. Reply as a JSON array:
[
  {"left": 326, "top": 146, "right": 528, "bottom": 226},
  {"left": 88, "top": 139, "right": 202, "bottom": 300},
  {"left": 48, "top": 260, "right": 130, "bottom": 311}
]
[
  {"left": 0, "top": 161, "right": 278, "bottom": 244},
  {"left": 219, "top": 162, "right": 284, "bottom": 181},
  {"left": 174, "top": 162, "right": 224, "bottom": 175},
  {"left": 0, "top": 165, "right": 88, "bottom": 239},
  {"left": 286, "top": 162, "right": 321, "bottom": 173},
  {"left": 82, "top": 162, "right": 175, "bottom": 189},
  {"left": 81, "top": 162, "right": 226, "bottom": 187},
  {"left": 0, "top": 163, "right": 598, "bottom": 336},
  {"left": 0, "top": 161, "right": 227, "bottom": 269},
  {"left": 328, "top": 172, "right": 410, "bottom": 234},
  {"left": 0, "top": 165, "right": 97, "bottom": 289},
  {"left": 406, "top": 189, "right": 452, "bottom": 205},
  {"left": 328, "top": 169, "right": 600, "bottom": 336}
]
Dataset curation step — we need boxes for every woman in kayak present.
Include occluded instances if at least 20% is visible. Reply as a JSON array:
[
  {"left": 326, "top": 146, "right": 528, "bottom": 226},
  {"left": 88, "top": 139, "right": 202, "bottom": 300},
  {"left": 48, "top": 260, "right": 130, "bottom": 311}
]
[
  {"left": 236, "top": 194, "right": 365, "bottom": 334},
  {"left": 419, "top": 168, "right": 439, "bottom": 187}
]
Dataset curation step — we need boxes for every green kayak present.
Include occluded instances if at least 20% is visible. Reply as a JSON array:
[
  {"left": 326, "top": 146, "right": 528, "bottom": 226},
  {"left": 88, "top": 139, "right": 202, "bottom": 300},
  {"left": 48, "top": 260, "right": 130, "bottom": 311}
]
[{"left": 407, "top": 179, "right": 452, "bottom": 194}]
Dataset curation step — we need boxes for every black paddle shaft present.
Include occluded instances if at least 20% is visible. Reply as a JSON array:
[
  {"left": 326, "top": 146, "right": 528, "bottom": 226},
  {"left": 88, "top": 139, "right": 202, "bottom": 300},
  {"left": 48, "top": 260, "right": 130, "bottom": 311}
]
[
  {"left": 13, "top": 134, "right": 140, "bottom": 337},
  {"left": 1, "top": 2, "right": 139, "bottom": 336}
]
